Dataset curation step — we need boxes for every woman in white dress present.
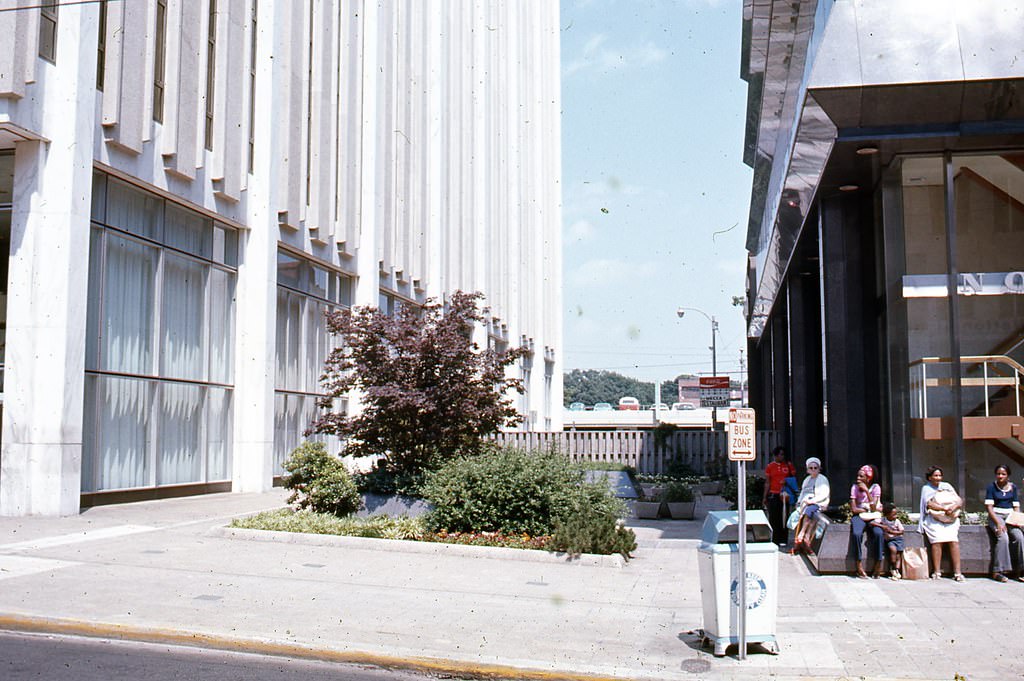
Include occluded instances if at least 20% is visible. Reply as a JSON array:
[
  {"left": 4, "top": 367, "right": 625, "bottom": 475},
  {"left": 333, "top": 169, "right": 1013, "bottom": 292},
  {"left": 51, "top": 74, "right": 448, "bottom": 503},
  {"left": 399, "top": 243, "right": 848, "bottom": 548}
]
[
  {"left": 791, "top": 457, "right": 830, "bottom": 554},
  {"left": 918, "top": 465, "right": 964, "bottom": 582}
]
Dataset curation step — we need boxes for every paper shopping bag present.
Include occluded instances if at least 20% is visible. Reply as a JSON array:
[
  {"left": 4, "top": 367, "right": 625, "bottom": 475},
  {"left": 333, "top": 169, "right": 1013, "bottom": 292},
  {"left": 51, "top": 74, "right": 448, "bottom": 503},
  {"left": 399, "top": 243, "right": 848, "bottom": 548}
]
[{"left": 902, "top": 546, "right": 930, "bottom": 580}]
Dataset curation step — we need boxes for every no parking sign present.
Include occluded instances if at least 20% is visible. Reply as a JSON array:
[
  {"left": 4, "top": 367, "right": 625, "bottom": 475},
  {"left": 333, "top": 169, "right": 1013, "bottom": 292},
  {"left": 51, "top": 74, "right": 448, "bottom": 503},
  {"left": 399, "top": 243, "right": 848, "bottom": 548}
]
[{"left": 728, "top": 407, "right": 756, "bottom": 461}]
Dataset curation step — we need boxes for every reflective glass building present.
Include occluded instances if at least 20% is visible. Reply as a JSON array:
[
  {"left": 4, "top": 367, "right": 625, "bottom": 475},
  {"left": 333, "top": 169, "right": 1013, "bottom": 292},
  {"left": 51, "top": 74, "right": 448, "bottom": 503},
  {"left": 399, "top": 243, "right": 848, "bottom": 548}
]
[{"left": 741, "top": 1, "right": 1024, "bottom": 506}]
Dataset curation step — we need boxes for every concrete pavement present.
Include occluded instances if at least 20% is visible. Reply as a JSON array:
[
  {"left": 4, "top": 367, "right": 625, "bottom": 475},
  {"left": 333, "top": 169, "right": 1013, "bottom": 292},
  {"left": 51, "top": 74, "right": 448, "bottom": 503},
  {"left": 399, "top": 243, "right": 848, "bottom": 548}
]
[{"left": 0, "top": 490, "right": 1018, "bottom": 680}]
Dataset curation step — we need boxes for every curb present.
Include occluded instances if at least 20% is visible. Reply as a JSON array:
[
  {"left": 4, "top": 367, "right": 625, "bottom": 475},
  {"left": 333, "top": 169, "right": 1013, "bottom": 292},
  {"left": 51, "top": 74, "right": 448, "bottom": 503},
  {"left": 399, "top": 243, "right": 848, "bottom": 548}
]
[
  {"left": 209, "top": 525, "right": 627, "bottom": 568},
  {"left": 0, "top": 614, "right": 629, "bottom": 681}
]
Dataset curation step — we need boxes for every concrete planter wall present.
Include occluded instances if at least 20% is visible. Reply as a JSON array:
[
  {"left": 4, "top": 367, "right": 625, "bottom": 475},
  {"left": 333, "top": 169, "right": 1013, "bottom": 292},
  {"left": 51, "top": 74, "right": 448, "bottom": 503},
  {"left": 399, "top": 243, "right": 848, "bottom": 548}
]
[
  {"left": 811, "top": 523, "right": 991, "bottom": 576},
  {"left": 635, "top": 501, "right": 663, "bottom": 519},
  {"left": 666, "top": 501, "right": 696, "bottom": 520}
]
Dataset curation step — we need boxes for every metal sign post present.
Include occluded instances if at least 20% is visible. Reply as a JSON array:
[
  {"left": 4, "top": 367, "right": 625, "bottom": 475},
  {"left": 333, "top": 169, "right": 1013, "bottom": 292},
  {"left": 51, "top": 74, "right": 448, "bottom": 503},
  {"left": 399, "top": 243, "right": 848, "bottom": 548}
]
[{"left": 728, "top": 407, "right": 756, "bottom": 660}]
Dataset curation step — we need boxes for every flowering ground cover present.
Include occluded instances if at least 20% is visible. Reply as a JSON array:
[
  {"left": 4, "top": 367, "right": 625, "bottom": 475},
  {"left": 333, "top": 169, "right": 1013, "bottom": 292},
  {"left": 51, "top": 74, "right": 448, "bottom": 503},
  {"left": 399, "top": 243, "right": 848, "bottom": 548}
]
[{"left": 231, "top": 508, "right": 552, "bottom": 551}]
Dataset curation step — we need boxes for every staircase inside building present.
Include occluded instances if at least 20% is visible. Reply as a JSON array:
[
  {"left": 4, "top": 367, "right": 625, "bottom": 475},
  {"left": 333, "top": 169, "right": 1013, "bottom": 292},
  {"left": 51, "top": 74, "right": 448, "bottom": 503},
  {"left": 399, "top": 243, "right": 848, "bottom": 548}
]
[{"left": 910, "top": 351, "right": 1024, "bottom": 465}]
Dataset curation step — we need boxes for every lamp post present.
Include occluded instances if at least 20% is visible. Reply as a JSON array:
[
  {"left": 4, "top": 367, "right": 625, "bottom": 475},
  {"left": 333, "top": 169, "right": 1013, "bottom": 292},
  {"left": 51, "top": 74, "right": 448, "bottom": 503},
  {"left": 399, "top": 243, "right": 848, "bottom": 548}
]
[{"left": 677, "top": 306, "right": 720, "bottom": 428}]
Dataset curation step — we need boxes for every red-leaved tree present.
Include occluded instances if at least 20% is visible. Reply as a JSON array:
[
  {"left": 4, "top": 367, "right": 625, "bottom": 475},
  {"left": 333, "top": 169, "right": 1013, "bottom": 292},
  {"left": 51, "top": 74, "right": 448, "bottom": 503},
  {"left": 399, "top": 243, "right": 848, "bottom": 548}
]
[{"left": 309, "top": 291, "right": 527, "bottom": 474}]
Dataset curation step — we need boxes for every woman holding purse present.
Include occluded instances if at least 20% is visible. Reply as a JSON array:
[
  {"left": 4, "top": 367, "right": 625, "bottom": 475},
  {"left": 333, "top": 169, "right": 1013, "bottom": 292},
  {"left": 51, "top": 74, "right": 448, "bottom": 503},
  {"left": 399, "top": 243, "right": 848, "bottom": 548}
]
[
  {"left": 985, "top": 464, "right": 1023, "bottom": 582},
  {"left": 850, "top": 465, "right": 884, "bottom": 578},
  {"left": 790, "top": 457, "right": 829, "bottom": 554},
  {"left": 918, "top": 465, "right": 964, "bottom": 582}
]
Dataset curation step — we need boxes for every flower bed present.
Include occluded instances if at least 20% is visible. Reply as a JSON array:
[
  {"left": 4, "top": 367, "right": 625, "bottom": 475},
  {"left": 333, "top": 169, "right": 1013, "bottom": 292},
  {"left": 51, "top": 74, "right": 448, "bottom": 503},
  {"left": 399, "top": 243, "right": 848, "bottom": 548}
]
[{"left": 231, "top": 508, "right": 552, "bottom": 551}]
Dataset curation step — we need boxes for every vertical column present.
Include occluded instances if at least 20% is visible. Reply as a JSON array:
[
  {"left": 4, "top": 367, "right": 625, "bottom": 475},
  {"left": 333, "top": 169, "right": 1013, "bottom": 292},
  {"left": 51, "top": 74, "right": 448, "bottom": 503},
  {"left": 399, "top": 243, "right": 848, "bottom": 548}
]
[
  {"left": 0, "top": 6, "right": 100, "bottom": 515},
  {"left": 354, "top": 0, "right": 380, "bottom": 308},
  {"left": 787, "top": 259, "right": 824, "bottom": 462},
  {"left": 820, "top": 194, "right": 884, "bottom": 489},
  {"left": 231, "top": 0, "right": 279, "bottom": 492},
  {"left": 769, "top": 308, "right": 790, "bottom": 446}
]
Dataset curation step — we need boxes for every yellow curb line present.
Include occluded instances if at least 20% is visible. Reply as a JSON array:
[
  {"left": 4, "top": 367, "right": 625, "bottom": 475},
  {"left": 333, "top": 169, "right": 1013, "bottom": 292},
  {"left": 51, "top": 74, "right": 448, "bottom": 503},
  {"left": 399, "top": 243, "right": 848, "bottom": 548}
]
[{"left": 0, "top": 614, "right": 630, "bottom": 681}]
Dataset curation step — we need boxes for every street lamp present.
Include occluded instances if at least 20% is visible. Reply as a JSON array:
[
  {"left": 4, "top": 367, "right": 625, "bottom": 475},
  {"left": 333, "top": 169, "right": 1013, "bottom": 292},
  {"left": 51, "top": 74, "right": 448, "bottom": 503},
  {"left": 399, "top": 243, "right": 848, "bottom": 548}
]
[{"left": 677, "top": 306, "right": 720, "bottom": 428}]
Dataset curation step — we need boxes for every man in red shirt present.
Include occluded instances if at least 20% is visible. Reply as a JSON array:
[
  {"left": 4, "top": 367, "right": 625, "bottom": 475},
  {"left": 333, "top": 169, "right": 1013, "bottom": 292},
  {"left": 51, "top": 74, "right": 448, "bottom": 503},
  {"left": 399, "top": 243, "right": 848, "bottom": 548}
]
[{"left": 763, "top": 445, "right": 796, "bottom": 546}]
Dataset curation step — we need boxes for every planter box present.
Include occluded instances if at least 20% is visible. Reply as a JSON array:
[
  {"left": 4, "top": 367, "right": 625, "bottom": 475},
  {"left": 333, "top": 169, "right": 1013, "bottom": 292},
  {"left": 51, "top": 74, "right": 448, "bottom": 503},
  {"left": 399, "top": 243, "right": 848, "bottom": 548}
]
[
  {"left": 639, "top": 484, "right": 666, "bottom": 500},
  {"left": 697, "top": 481, "right": 722, "bottom": 495},
  {"left": 811, "top": 523, "right": 991, "bottom": 576},
  {"left": 635, "top": 501, "right": 663, "bottom": 519},
  {"left": 665, "top": 501, "right": 696, "bottom": 520}
]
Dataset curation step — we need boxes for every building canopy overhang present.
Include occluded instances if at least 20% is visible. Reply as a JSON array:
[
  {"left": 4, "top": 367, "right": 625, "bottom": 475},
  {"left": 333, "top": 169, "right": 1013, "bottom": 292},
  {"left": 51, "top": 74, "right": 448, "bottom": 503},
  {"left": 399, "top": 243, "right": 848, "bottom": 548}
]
[{"left": 745, "top": 0, "right": 1024, "bottom": 339}]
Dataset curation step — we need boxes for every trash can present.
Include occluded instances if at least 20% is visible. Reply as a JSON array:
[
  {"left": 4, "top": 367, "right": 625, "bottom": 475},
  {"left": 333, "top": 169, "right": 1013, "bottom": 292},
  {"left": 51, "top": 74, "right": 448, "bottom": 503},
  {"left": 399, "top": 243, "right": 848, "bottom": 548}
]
[{"left": 697, "top": 510, "right": 779, "bottom": 656}]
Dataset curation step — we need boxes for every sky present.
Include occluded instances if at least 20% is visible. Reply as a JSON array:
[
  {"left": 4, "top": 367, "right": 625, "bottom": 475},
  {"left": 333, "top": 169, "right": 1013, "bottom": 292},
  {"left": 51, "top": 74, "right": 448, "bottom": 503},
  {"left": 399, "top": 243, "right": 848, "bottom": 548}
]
[{"left": 560, "top": 0, "right": 753, "bottom": 385}]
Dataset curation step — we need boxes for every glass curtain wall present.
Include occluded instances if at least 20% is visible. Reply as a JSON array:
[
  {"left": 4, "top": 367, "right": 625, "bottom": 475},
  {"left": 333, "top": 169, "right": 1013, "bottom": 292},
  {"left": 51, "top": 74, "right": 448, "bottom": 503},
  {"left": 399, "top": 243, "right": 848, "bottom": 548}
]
[
  {"left": 274, "top": 251, "right": 351, "bottom": 473},
  {"left": 83, "top": 174, "right": 238, "bottom": 493},
  {"left": 889, "top": 152, "right": 1024, "bottom": 506},
  {"left": 953, "top": 154, "right": 1024, "bottom": 496}
]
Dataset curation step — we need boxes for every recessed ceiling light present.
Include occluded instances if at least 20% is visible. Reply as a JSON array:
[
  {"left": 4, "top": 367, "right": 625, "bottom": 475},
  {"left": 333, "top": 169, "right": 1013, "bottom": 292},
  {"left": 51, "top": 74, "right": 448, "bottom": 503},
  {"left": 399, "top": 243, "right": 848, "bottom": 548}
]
[
  {"left": 839, "top": 184, "right": 859, "bottom": 192},
  {"left": 856, "top": 146, "right": 879, "bottom": 155}
]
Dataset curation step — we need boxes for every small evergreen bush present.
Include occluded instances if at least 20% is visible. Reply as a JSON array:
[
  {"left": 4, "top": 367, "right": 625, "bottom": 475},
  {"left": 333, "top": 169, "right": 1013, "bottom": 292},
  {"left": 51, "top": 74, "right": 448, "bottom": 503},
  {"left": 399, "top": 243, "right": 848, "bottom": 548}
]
[
  {"left": 547, "top": 483, "right": 637, "bottom": 559},
  {"left": 721, "top": 473, "right": 766, "bottom": 510},
  {"left": 281, "top": 441, "right": 362, "bottom": 517},
  {"left": 548, "top": 515, "right": 637, "bottom": 559},
  {"left": 661, "top": 481, "right": 695, "bottom": 503}
]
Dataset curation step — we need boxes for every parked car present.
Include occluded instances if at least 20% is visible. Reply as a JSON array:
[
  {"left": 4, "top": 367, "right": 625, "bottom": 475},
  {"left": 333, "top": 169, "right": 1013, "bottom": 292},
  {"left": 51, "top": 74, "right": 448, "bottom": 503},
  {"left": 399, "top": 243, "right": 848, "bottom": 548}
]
[
  {"left": 568, "top": 402, "right": 586, "bottom": 411},
  {"left": 593, "top": 402, "right": 613, "bottom": 411},
  {"left": 649, "top": 403, "right": 670, "bottom": 411},
  {"left": 618, "top": 396, "right": 640, "bottom": 410},
  {"left": 672, "top": 402, "right": 697, "bottom": 411}
]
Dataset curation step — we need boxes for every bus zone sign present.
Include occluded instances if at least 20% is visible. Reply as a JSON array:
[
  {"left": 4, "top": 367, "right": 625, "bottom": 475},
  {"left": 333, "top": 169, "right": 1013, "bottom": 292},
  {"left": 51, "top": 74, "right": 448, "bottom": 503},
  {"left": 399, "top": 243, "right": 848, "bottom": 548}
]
[{"left": 728, "top": 408, "right": 756, "bottom": 461}]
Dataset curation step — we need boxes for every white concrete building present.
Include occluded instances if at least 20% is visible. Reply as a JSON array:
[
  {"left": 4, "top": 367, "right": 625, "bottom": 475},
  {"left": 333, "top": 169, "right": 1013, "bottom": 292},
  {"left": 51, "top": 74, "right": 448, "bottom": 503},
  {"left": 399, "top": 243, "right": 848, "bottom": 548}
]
[{"left": 0, "top": 0, "right": 563, "bottom": 515}]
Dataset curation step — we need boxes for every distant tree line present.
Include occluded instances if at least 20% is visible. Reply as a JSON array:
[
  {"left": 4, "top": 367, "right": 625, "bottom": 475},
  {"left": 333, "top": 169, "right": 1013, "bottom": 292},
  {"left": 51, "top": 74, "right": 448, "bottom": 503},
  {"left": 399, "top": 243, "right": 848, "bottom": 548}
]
[{"left": 562, "top": 369, "right": 684, "bottom": 407}]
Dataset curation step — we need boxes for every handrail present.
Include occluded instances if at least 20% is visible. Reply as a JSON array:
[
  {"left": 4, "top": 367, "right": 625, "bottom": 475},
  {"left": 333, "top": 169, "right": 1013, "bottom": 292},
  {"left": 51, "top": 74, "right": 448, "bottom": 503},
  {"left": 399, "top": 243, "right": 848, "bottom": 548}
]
[
  {"left": 910, "top": 355, "right": 1023, "bottom": 419},
  {"left": 909, "top": 355, "right": 1024, "bottom": 375}
]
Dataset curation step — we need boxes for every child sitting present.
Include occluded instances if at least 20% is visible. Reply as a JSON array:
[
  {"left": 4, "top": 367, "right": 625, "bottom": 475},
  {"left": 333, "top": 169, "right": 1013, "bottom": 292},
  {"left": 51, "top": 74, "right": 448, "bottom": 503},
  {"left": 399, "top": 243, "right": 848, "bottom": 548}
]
[{"left": 872, "top": 502, "right": 905, "bottom": 580}]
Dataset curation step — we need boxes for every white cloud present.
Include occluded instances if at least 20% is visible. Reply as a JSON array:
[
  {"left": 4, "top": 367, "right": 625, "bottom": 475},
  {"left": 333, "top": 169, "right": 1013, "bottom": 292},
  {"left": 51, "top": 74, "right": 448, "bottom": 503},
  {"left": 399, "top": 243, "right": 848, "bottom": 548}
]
[
  {"left": 563, "top": 33, "right": 669, "bottom": 78},
  {"left": 566, "top": 219, "right": 596, "bottom": 242},
  {"left": 568, "top": 257, "right": 659, "bottom": 288},
  {"left": 716, "top": 257, "right": 747, "bottom": 276}
]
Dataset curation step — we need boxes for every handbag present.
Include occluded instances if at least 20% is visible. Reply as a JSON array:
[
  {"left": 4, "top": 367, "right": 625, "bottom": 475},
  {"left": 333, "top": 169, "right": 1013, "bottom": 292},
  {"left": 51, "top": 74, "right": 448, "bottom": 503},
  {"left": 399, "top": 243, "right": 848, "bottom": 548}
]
[
  {"left": 1005, "top": 510, "right": 1024, "bottom": 527},
  {"left": 814, "top": 513, "right": 830, "bottom": 539},
  {"left": 928, "top": 489, "right": 961, "bottom": 523},
  {"left": 786, "top": 508, "right": 800, "bottom": 530},
  {"left": 902, "top": 546, "right": 930, "bottom": 580}
]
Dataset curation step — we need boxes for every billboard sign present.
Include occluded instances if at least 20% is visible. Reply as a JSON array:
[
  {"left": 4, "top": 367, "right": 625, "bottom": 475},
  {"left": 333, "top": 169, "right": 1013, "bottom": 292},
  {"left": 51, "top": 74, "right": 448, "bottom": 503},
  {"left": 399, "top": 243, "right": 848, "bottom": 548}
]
[{"left": 699, "top": 376, "right": 730, "bottom": 408}]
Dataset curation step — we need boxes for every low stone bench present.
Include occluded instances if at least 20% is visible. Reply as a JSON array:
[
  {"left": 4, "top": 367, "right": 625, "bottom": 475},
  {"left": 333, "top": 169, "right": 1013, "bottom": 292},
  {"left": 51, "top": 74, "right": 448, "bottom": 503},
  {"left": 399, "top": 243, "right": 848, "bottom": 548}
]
[{"left": 811, "top": 524, "right": 992, "bottom": 576}]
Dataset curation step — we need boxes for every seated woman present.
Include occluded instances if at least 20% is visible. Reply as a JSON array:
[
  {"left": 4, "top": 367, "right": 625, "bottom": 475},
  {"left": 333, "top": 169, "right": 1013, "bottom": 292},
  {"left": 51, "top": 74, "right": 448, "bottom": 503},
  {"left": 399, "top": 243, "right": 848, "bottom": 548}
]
[
  {"left": 849, "top": 465, "right": 884, "bottom": 578},
  {"left": 985, "top": 464, "right": 1023, "bottom": 583},
  {"left": 791, "top": 457, "right": 830, "bottom": 554},
  {"left": 918, "top": 465, "right": 964, "bottom": 582}
]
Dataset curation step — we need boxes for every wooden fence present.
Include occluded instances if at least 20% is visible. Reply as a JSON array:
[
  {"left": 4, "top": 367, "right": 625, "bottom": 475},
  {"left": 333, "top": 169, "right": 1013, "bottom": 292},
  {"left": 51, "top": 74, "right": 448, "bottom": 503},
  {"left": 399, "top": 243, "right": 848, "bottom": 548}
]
[{"left": 493, "top": 430, "right": 784, "bottom": 476}]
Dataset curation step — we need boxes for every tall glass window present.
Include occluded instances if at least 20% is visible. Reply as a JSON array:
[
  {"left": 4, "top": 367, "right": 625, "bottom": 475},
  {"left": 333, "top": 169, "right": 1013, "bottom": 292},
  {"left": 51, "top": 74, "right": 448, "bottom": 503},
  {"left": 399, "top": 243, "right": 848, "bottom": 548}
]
[
  {"left": 274, "top": 251, "right": 351, "bottom": 472},
  {"left": 889, "top": 152, "right": 1024, "bottom": 504},
  {"left": 153, "top": 0, "right": 167, "bottom": 123},
  {"left": 83, "top": 174, "right": 238, "bottom": 493},
  {"left": 39, "top": 1, "right": 57, "bottom": 63}
]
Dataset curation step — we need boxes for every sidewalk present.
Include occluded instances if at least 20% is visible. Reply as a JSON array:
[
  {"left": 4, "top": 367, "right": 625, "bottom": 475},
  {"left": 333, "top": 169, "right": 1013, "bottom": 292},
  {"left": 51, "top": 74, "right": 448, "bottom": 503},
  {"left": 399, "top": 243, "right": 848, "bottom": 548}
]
[{"left": 0, "top": 490, "right": 1018, "bottom": 680}]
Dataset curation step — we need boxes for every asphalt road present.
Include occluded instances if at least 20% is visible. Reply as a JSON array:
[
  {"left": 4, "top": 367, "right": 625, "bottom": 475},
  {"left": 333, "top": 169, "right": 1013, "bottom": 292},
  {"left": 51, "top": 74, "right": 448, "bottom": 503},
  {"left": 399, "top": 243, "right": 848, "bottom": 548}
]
[{"left": 0, "top": 631, "right": 455, "bottom": 681}]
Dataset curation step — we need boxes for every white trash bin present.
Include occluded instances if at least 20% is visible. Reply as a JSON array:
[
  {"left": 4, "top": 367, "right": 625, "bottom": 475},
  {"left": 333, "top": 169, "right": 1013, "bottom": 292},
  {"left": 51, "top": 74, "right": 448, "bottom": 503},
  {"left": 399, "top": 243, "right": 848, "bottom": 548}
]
[{"left": 698, "top": 510, "right": 779, "bottom": 656}]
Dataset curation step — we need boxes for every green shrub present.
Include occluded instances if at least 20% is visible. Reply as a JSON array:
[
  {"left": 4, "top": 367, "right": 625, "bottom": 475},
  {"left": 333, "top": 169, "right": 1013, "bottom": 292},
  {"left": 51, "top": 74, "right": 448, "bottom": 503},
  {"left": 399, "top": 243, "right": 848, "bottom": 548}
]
[
  {"left": 665, "top": 459, "right": 699, "bottom": 479},
  {"left": 661, "top": 481, "right": 695, "bottom": 503},
  {"left": 548, "top": 514, "right": 637, "bottom": 559},
  {"left": 352, "top": 464, "right": 427, "bottom": 497},
  {"left": 721, "top": 474, "right": 766, "bottom": 510},
  {"left": 421, "top": 446, "right": 625, "bottom": 536},
  {"left": 281, "top": 441, "right": 362, "bottom": 517}
]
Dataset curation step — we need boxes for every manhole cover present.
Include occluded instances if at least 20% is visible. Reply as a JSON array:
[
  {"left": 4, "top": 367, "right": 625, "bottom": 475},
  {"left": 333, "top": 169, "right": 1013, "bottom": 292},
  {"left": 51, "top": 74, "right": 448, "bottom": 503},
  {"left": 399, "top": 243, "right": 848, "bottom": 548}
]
[{"left": 680, "top": 658, "right": 712, "bottom": 674}]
